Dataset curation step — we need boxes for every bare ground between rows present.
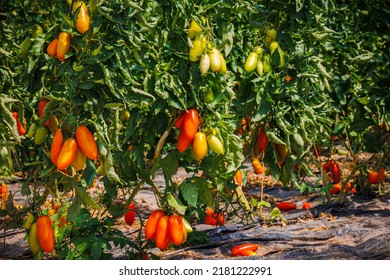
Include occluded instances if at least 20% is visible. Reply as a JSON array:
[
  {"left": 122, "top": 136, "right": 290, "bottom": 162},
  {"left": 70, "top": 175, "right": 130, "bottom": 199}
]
[{"left": 1, "top": 160, "right": 390, "bottom": 260}]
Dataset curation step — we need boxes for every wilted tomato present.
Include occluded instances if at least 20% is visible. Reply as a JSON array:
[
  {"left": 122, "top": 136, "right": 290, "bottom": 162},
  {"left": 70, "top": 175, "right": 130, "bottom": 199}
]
[
  {"left": 124, "top": 203, "right": 136, "bottom": 226},
  {"left": 36, "top": 215, "right": 54, "bottom": 253}
]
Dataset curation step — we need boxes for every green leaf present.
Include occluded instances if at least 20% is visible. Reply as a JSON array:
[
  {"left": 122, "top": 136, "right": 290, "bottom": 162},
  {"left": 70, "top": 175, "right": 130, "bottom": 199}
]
[
  {"left": 166, "top": 194, "right": 187, "bottom": 215},
  {"left": 179, "top": 179, "right": 198, "bottom": 207},
  {"left": 84, "top": 159, "right": 96, "bottom": 187},
  {"left": 74, "top": 185, "right": 100, "bottom": 209},
  {"left": 67, "top": 196, "right": 82, "bottom": 222}
]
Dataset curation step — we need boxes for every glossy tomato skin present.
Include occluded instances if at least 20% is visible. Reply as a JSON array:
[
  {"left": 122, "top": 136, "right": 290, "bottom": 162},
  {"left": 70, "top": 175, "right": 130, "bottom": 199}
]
[
  {"left": 192, "top": 132, "right": 207, "bottom": 160},
  {"left": 168, "top": 214, "right": 183, "bottom": 246},
  {"left": 155, "top": 215, "right": 170, "bottom": 250},
  {"left": 244, "top": 52, "right": 259, "bottom": 73},
  {"left": 124, "top": 203, "right": 136, "bottom": 226},
  {"left": 47, "top": 39, "right": 58, "bottom": 57},
  {"left": 177, "top": 129, "right": 193, "bottom": 152},
  {"left": 51, "top": 128, "right": 63, "bottom": 165},
  {"left": 234, "top": 169, "right": 242, "bottom": 186},
  {"left": 75, "top": 125, "right": 98, "bottom": 160},
  {"left": 36, "top": 216, "right": 54, "bottom": 253},
  {"left": 56, "top": 32, "right": 71, "bottom": 62},
  {"left": 73, "top": 1, "right": 90, "bottom": 34},
  {"left": 252, "top": 158, "right": 264, "bottom": 175},
  {"left": 231, "top": 243, "right": 259, "bottom": 257},
  {"left": 56, "top": 138, "right": 78, "bottom": 170},
  {"left": 277, "top": 202, "right": 297, "bottom": 211},
  {"left": 182, "top": 108, "right": 199, "bottom": 139},
  {"left": 145, "top": 210, "right": 165, "bottom": 240}
]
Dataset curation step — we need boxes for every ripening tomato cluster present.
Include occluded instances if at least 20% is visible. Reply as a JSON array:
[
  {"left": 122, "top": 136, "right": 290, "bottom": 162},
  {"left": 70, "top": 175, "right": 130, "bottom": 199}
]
[
  {"left": 187, "top": 19, "right": 227, "bottom": 75},
  {"left": 27, "top": 215, "right": 55, "bottom": 254},
  {"left": 145, "top": 210, "right": 193, "bottom": 250},
  {"left": 322, "top": 160, "right": 341, "bottom": 184},
  {"left": 51, "top": 125, "right": 98, "bottom": 171},
  {"left": 368, "top": 168, "right": 385, "bottom": 185},
  {"left": 174, "top": 109, "right": 224, "bottom": 159},
  {"left": 124, "top": 203, "right": 136, "bottom": 226},
  {"left": 46, "top": 1, "right": 90, "bottom": 62},
  {"left": 12, "top": 112, "right": 27, "bottom": 136},
  {"left": 47, "top": 32, "right": 71, "bottom": 62},
  {"left": 205, "top": 208, "right": 224, "bottom": 226},
  {"left": 231, "top": 243, "right": 258, "bottom": 257},
  {"left": 244, "top": 28, "right": 286, "bottom": 76}
]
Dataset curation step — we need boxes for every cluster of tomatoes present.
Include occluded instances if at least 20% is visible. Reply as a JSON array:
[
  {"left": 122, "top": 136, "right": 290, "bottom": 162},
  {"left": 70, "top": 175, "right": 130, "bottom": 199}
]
[
  {"left": 368, "top": 168, "right": 385, "bottom": 185},
  {"left": 204, "top": 208, "right": 224, "bottom": 226},
  {"left": 47, "top": 1, "right": 90, "bottom": 62},
  {"left": 174, "top": 109, "right": 224, "bottom": 159},
  {"left": 244, "top": 28, "right": 286, "bottom": 76},
  {"left": 188, "top": 19, "right": 227, "bottom": 75},
  {"left": 51, "top": 125, "right": 98, "bottom": 171},
  {"left": 144, "top": 210, "right": 193, "bottom": 250},
  {"left": 24, "top": 215, "right": 55, "bottom": 254},
  {"left": 322, "top": 160, "right": 357, "bottom": 194}
]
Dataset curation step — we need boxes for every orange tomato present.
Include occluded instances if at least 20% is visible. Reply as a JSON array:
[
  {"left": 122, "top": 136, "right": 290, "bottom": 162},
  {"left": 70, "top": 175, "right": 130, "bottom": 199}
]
[
  {"left": 177, "top": 128, "right": 193, "bottom": 152},
  {"left": 252, "top": 157, "right": 264, "bottom": 175},
  {"left": 330, "top": 183, "right": 341, "bottom": 195},
  {"left": 72, "top": 1, "right": 90, "bottom": 34},
  {"left": 38, "top": 99, "right": 51, "bottom": 126},
  {"left": 231, "top": 244, "right": 259, "bottom": 257},
  {"left": 75, "top": 125, "right": 98, "bottom": 160},
  {"left": 168, "top": 214, "right": 183, "bottom": 246},
  {"left": 56, "top": 32, "right": 71, "bottom": 62},
  {"left": 36, "top": 216, "right": 54, "bottom": 253},
  {"left": 155, "top": 215, "right": 170, "bottom": 250},
  {"left": 47, "top": 39, "right": 58, "bottom": 57},
  {"left": 57, "top": 138, "right": 78, "bottom": 170},
  {"left": 12, "top": 112, "right": 26, "bottom": 135},
  {"left": 145, "top": 210, "right": 165, "bottom": 240},
  {"left": 0, "top": 183, "right": 8, "bottom": 195},
  {"left": 302, "top": 202, "right": 311, "bottom": 210},
  {"left": 51, "top": 129, "right": 63, "bottom": 165},
  {"left": 72, "top": 148, "right": 87, "bottom": 171},
  {"left": 192, "top": 132, "right": 207, "bottom": 160},
  {"left": 182, "top": 108, "right": 199, "bottom": 139}
]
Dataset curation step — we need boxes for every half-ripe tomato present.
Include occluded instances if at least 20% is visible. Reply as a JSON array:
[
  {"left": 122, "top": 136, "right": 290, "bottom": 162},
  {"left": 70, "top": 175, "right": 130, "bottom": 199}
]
[
  {"left": 209, "top": 48, "right": 222, "bottom": 72},
  {"left": 264, "top": 28, "right": 277, "bottom": 44},
  {"left": 56, "top": 32, "right": 71, "bottom": 62},
  {"left": 75, "top": 125, "right": 98, "bottom": 160},
  {"left": 189, "top": 36, "right": 206, "bottom": 62},
  {"left": 28, "top": 223, "right": 42, "bottom": 254},
  {"left": 72, "top": 1, "right": 90, "bottom": 34},
  {"left": 192, "top": 132, "right": 207, "bottom": 160},
  {"left": 231, "top": 244, "right": 259, "bottom": 257},
  {"left": 244, "top": 52, "right": 259, "bottom": 73},
  {"left": 36, "top": 215, "right": 54, "bottom": 253},
  {"left": 218, "top": 50, "right": 227, "bottom": 74},
  {"left": 174, "top": 111, "right": 186, "bottom": 129},
  {"left": 168, "top": 214, "right": 183, "bottom": 246},
  {"left": 182, "top": 108, "right": 199, "bottom": 139},
  {"left": 124, "top": 203, "right": 136, "bottom": 226},
  {"left": 277, "top": 202, "right": 297, "bottom": 211},
  {"left": 155, "top": 215, "right": 170, "bottom": 250},
  {"left": 57, "top": 138, "right": 78, "bottom": 170},
  {"left": 145, "top": 210, "right": 165, "bottom": 240},
  {"left": 51, "top": 128, "right": 63, "bottom": 165},
  {"left": 72, "top": 148, "right": 87, "bottom": 171},
  {"left": 206, "top": 134, "right": 224, "bottom": 154},
  {"left": 47, "top": 39, "right": 58, "bottom": 57},
  {"left": 177, "top": 128, "right": 193, "bottom": 152},
  {"left": 200, "top": 53, "right": 211, "bottom": 74}
]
